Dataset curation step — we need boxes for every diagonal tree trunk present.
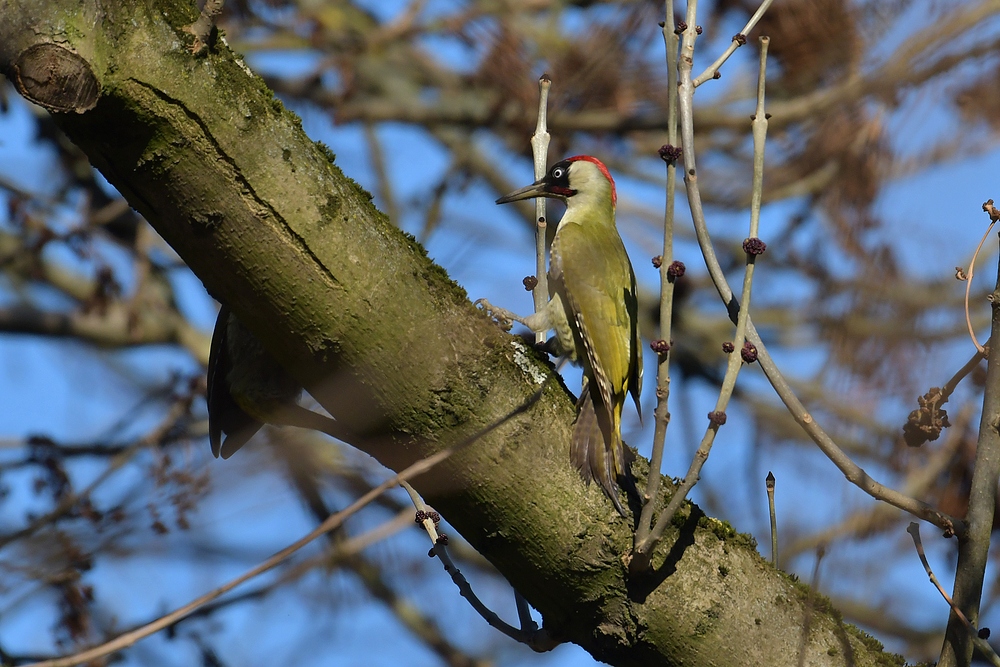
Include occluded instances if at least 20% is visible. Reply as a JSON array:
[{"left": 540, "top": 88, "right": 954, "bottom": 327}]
[{"left": 0, "top": 1, "right": 905, "bottom": 665}]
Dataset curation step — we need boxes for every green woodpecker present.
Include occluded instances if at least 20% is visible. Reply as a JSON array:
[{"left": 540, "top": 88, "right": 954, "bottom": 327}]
[
  {"left": 481, "top": 156, "right": 643, "bottom": 515},
  {"left": 207, "top": 306, "right": 341, "bottom": 458}
]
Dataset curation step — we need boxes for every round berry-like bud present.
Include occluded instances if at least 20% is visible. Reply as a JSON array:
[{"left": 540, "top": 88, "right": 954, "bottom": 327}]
[
  {"left": 695, "top": 25, "right": 703, "bottom": 34},
  {"left": 733, "top": 33, "right": 747, "bottom": 45},
  {"left": 652, "top": 255, "right": 663, "bottom": 268},
  {"left": 743, "top": 237, "right": 767, "bottom": 256},
  {"left": 436, "top": 533, "right": 450, "bottom": 545},
  {"left": 708, "top": 411, "right": 727, "bottom": 425},
  {"left": 414, "top": 510, "right": 427, "bottom": 524},
  {"left": 741, "top": 341, "right": 758, "bottom": 363},
  {"left": 667, "top": 260, "right": 686, "bottom": 281},
  {"left": 713, "top": 71, "right": 722, "bottom": 80},
  {"left": 429, "top": 510, "right": 441, "bottom": 524},
  {"left": 523, "top": 275, "right": 538, "bottom": 291},
  {"left": 979, "top": 627, "right": 991, "bottom": 639},
  {"left": 658, "top": 144, "right": 683, "bottom": 163},
  {"left": 722, "top": 341, "right": 735, "bottom": 354},
  {"left": 650, "top": 339, "right": 671, "bottom": 354},
  {"left": 675, "top": 20, "right": 687, "bottom": 33}
]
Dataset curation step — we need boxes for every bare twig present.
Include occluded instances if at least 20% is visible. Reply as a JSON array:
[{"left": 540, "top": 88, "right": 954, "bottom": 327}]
[
  {"left": 635, "top": 0, "right": 681, "bottom": 552},
  {"left": 909, "top": 523, "right": 1000, "bottom": 667},
  {"left": 401, "top": 481, "right": 557, "bottom": 652},
  {"left": 788, "top": 406, "right": 971, "bottom": 559},
  {"left": 766, "top": 471, "right": 777, "bottom": 568},
  {"left": 692, "top": 0, "right": 775, "bottom": 86},
  {"left": 530, "top": 74, "right": 553, "bottom": 343},
  {"left": 276, "top": 439, "right": 484, "bottom": 667},
  {"left": 945, "top": 346, "right": 989, "bottom": 402},
  {"left": 20, "top": 388, "right": 543, "bottom": 667},
  {"left": 963, "top": 201, "right": 999, "bottom": 354},
  {"left": 940, "top": 202, "right": 1000, "bottom": 667},
  {"left": 668, "top": 1, "right": 962, "bottom": 537},
  {"left": 631, "top": 31, "right": 771, "bottom": 570}
]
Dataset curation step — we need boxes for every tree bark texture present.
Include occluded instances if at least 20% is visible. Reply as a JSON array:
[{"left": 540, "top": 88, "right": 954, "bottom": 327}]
[{"left": 0, "top": 2, "right": 906, "bottom": 665}]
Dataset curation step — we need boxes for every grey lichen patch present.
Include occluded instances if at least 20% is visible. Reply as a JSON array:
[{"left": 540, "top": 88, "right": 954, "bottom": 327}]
[{"left": 511, "top": 339, "right": 547, "bottom": 385}]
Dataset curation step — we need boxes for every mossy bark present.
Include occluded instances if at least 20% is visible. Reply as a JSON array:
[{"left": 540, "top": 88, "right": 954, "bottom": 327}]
[{"left": 0, "top": 2, "right": 905, "bottom": 665}]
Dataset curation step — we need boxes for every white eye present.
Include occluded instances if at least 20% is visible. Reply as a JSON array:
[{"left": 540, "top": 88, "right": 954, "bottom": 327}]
[{"left": 552, "top": 167, "right": 565, "bottom": 179}]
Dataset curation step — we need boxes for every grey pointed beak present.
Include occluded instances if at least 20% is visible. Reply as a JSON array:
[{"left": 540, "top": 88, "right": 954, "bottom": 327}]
[{"left": 496, "top": 180, "right": 549, "bottom": 205}]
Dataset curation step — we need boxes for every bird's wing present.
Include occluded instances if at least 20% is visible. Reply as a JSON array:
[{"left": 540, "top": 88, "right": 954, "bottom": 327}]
[
  {"left": 206, "top": 304, "right": 231, "bottom": 458},
  {"left": 626, "top": 262, "right": 642, "bottom": 421},
  {"left": 556, "top": 224, "right": 634, "bottom": 416}
]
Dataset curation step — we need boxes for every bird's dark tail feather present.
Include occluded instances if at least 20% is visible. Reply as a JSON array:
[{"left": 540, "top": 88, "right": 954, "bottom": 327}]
[{"left": 571, "top": 385, "right": 633, "bottom": 517}]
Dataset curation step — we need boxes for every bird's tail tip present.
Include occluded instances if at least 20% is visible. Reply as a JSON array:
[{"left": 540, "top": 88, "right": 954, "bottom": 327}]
[{"left": 571, "top": 389, "right": 633, "bottom": 517}]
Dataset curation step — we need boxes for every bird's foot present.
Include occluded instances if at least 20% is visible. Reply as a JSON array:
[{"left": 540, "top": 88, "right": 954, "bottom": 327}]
[{"left": 474, "top": 298, "right": 517, "bottom": 332}]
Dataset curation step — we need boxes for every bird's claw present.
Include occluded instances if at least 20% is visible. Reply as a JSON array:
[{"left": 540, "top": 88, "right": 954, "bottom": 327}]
[{"left": 474, "top": 298, "right": 515, "bottom": 331}]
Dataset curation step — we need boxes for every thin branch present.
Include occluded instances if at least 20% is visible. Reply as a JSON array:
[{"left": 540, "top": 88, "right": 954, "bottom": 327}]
[
  {"left": 963, "top": 203, "right": 998, "bottom": 353},
  {"left": 276, "top": 439, "right": 484, "bottom": 667},
  {"left": 632, "top": 31, "right": 770, "bottom": 570},
  {"left": 909, "top": 523, "right": 1000, "bottom": 667},
  {"left": 752, "top": 319, "right": 961, "bottom": 532},
  {"left": 635, "top": 0, "right": 680, "bottom": 552},
  {"left": 401, "top": 481, "right": 557, "bottom": 652},
  {"left": 692, "top": 0, "right": 775, "bottom": 87},
  {"left": 766, "top": 471, "right": 777, "bottom": 568},
  {"left": 940, "top": 202, "right": 1000, "bottom": 667},
  {"left": 132, "top": 511, "right": 416, "bottom": 637},
  {"left": 667, "top": 0, "right": 962, "bottom": 537},
  {"left": 19, "top": 388, "right": 543, "bottom": 667},
  {"left": 944, "top": 345, "right": 989, "bottom": 402},
  {"left": 787, "top": 406, "right": 971, "bottom": 559},
  {"left": 530, "top": 75, "right": 552, "bottom": 344}
]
